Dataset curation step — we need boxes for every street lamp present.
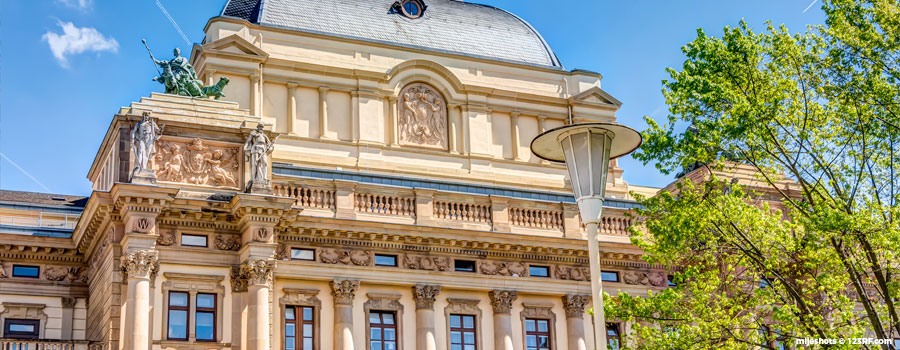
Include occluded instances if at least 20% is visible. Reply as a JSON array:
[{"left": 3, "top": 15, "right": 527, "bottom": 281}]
[{"left": 531, "top": 122, "right": 642, "bottom": 350}]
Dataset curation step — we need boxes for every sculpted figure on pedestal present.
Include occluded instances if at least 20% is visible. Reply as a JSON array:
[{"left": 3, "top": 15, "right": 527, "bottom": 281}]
[
  {"left": 131, "top": 112, "right": 162, "bottom": 181},
  {"left": 143, "top": 40, "right": 229, "bottom": 99},
  {"left": 244, "top": 124, "right": 275, "bottom": 192}
]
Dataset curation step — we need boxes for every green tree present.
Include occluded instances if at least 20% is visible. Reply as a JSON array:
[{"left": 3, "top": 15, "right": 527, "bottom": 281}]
[{"left": 608, "top": 0, "right": 900, "bottom": 349}]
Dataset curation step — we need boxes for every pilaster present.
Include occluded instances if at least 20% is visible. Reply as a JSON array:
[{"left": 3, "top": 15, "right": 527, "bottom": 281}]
[
  {"left": 318, "top": 87, "right": 330, "bottom": 139},
  {"left": 333, "top": 180, "right": 358, "bottom": 219},
  {"left": 489, "top": 195, "right": 510, "bottom": 232},
  {"left": 414, "top": 188, "right": 436, "bottom": 226}
]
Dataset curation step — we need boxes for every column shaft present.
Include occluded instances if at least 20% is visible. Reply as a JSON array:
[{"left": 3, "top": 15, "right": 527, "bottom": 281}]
[
  {"left": 416, "top": 309, "right": 436, "bottom": 350},
  {"left": 567, "top": 317, "right": 587, "bottom": 350},
  {"left": 247, "top": 284, "right": 270, "bottom": 350},
  {"left": 319, "top": 87, "right": 329, "bottom": 139},
  {"left": 127, "top": 277, "right": 151, "bottom": 350},
  {"left": 335, "top": 304, "right": 355, "bottom": 350},
  {"left": 493, "top": 314, "right": 514, "bottom": 350}
]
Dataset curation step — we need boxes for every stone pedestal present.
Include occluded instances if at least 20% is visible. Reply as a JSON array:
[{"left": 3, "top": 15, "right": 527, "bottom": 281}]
[
  {"left": 331, "top": 280, "right": 359, "bottom": 350},
  {"left": 121, "top": 250, "right": 158, "bottom": 350},
  {"left": 246, "top": 180, "right": 274, "bottom": 195},
  {"left": 130, "top": 168, "right": 157, "bottom": 184},
  {"left": 489, "top": 290, "right": 517, "bottom": 350},
  {"left": 413, "top": 285, "right": 441, "bottom": 350},
  {"left": 562, "top": 295, "right": 590, "bottom": 350}
]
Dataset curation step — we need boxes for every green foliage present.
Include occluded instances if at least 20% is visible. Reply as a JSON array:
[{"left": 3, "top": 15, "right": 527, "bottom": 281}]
[{"left": 611, "top": 0, "right": 900, "bottom": 348}]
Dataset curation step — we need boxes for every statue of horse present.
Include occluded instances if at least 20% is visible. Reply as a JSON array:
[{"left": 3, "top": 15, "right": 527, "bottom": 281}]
[{"left": 201, "top": 77, "right": 229, "bottom": 100}]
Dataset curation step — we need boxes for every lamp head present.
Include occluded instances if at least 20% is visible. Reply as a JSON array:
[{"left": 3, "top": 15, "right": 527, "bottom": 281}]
[{"left": 530, "top": 122, "right": 641, "bottom": 224}]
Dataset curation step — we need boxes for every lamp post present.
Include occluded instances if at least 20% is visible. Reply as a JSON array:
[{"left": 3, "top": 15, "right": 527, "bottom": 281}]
[{"left": 531, "top": 122, "right": 642, "bottom": 350}]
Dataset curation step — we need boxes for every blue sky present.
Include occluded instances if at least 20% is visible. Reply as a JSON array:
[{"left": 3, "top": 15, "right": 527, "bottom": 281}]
[{"left": 0, "top": 0, "right": 825, "bottom": 196}]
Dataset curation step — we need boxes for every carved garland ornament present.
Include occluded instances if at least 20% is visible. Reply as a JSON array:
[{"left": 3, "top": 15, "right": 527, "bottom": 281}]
[
  {"left": 403, "top": 254, "right": 451, "bottom": 271},
  {"left": 398, "top": 83, "right": 448, "bottom": 149},
  {"left": 152, "top": 137, "right": 241, "bottom": 188},
  {"left": 479, "top": 260, "right": 528, "bottom": 277},
  {"left": 214, "top": 234, "right": 241, "bottom": 251},
  {"left": 319, "top": 248, "right": 372, "bottom": 266}
]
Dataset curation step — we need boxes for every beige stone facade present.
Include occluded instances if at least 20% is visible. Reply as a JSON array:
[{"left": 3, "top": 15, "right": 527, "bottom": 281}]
[{"left": 0, "top": 2, "right": 670, "bottom": 350}]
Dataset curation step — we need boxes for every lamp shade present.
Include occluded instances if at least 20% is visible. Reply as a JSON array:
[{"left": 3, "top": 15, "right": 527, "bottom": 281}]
[{"left": 530, "top": 123, "right": 642, "bottom": 224}]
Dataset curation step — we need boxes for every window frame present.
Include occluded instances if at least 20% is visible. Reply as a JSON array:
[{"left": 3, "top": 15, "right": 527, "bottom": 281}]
[
  {"left": 606, "top": 323, "right": 622, "bottom": 350},
  {"left": 600, "top": 271, "right": 619, "bottom": 282},
  {"left": 399, "top": 0, "right": 424, "bottom": 19},
  {"left": 368, "top": 310, "right": 399, "bottom": 350},
  {"left": 181, "top": 234, "right": 208, "bottom": 247},
  {"left": 374, "top": 254, "right": 398, "bottom": 267},
  {"left": 3, "top": 319, "right": 40, "bottom": 339},
  {"left": 167, "top": 291, "right": 190, "bottom": 341},
  {"left": 524, "top": 318, "right": 552, "bottom": 350},
  {"left": 11, "top": 265, "right": 40, "bottom": 278},
  {"left": 290, "top": 248, "right": 316, "bottom": 261},
  {"left": 449, "top": 314, "right": 477, "bottom": 350},
  {"left": 453, "top": 259, "right": 476, "bottom": 272},
  {"left": 194, "top": 293, "right": 217, "bottom": 342},
  {"left": 284, "top": 305, "right": 316, "bottom": 350},
  {"left": 528, "top": 265, "right": 550, "bottom": 278}
]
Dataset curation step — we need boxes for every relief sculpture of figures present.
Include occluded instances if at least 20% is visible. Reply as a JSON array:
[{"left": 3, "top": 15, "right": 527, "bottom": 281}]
[
  {"left": 398, "top": 83, "right": 447, "bottom": 149},
  {"left": 130, "top": 112, "right": 162, "bottom": 183},
  {"left": 142, "top": 39, "right": 229, "bottom": 99},
  {"left": 244, "top": 124, "right": 275, "bottom": 193},
  {"left": 152, "top": 138, "right": 240, "bottom": 188}
]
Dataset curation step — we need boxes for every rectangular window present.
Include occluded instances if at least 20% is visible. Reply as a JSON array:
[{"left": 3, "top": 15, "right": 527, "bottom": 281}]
[
  {"left": 195, "top": 293, "right": 216, "bottom": 341},
  {"left": 11, "top": 265, "right": 40, "bottom": 278},
  {"left": 449, "top": 314, "right": 476, "bottom": 350},
  {"left": 369, "top": 311, "right": 397, "bottom": 350},
  {"left": 454, "top": 260, "right": 476, "bottom": 272},
  {"left": 374, "top": 254, "right": 398, "bottom": 267},
  {"left": 528, "top": 265, "right": 549, "bottom": 277},
  {"left": 181, "top": 234, "right": 208, "bottom": 247},
  {"left": 285, "top": 306, "right": 315, "bottom": 350},
  {"left": 167, "top": 291, "right": 189, "bottom": 340},
  {"left": 600, "top": 271, "right": 619, "bottom": 282},
  {"left": 291, "top": 248, "right": 315, "bottom": 261},
  {"left": 667, "top": 275, "right": 677, "bottom": 287},
  {"left": 4, "top": 319, "right": 40, "bottom": 339},
  {"left": 524, "top": 318, "right": 551, "bottom": 350},
  {"left": 607, "top": 323, "right": 621, "bottom": 350}
]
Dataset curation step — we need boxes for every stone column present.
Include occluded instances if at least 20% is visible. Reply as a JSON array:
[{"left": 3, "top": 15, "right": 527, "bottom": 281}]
[
  {"left": 331, "top": 280, "right": 360, "bottom": 350},
  {"left": 510, "top": 112, "right": 520, "bottom": 160},
  {"left": 121, "top": 250, "right": 159, "bottom": 350},
  {"left": 230, "top": 266, "right": 248, "bottom": 349},
  {"left": 319, "top": 87, "right": 330, "bottom": 139},
  {"left": 250, "top": 74, "right": 260, "bottom": 116},
  {"left": 537, "top": 115, "right": 549, "bottom": 164},
  {"left": 448, "top": 104, "right": 460, "bottom": 154},
  {"left": 287, "top": 83, "right": 297, "bottom": 135},
  {"left": 413, "top": 285, "right": 441, "bottom": 350},
  {"left": 562, "top": 294, "right": 590, "bottom": 350},
  {"left": 60, "top": 297, "right": 75, "bottom": 340},
  {"left": 489, "top": 290, "right": 517, "bottom": 350},
  {"left": 389, "top": 97, "right": 399, "bottom": 146},
  {"left": 242, "top": 258, "right": 276, "bottom": 350},
  {"left": 351, "top": 91, "right": 360, "bottom": 141}
]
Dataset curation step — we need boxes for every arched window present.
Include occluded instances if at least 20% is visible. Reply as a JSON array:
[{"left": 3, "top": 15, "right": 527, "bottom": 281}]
[{"left": 398, "top": 0, "right": 425, "bottom": 19}]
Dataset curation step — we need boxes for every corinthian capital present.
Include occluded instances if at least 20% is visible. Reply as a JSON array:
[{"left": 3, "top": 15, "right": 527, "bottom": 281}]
[
  {"left": 561, "top": 294, "right": 590, "bottom": 319},
  {"left": 120, "top": 250, "right": 159, "bottom": 280},
  {"left": 488, "top": 290, "right": 517, "bottom": 314},
  {"left": 330, "top": 279, "right": 359, "bottom": 305},
  {"left": 413, "top": 284, "right": 441, "bottom": 310},
  {"left": 240, "top": 258, "right": 276, "bottom": 286}
]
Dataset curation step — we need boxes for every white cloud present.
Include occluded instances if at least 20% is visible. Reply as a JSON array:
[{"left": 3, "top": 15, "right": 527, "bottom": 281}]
[
  {"left": 56, "top": 0, "right": 93, "bottom": 10},
  {"left": 42, "top": 21, "right": 118, "bottom": 68}
]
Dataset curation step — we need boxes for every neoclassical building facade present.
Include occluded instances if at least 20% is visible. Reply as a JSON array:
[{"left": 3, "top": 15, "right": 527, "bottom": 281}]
[{"left": 0, "top": 1, "right": 669, "bottom": 350}]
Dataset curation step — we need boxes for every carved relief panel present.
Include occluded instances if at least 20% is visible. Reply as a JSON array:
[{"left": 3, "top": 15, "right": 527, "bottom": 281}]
[
  {"left": 398, "top": 83, "right": 448, "bottom": 150},
  {"left": 151, "top": 136, "right": 242, "bottom": 189}
]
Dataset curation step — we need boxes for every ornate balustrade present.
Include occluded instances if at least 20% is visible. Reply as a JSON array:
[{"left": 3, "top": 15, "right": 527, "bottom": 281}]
[
  {"left": 273, "top": 183, "right": 335, "bottom": 210},
  {"left": 433, "top": 200, "right": 491, "bottom": 223},
  {"left": 354, "top": 193, "right": 415, "bottom": 217},
  {"left": 509, "top": 207, "right": 563, "bottom": 230},
  {"left": 0, "top": 340, "right": 103, "bottom": 350},
  {"left": 599, "top": 215, "right": 632, "bottom": 236}
]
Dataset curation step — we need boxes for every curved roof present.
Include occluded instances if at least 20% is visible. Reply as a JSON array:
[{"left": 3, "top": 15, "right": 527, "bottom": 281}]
[{"left": 220, "top": 0, "right": 563, "bottom": 68}]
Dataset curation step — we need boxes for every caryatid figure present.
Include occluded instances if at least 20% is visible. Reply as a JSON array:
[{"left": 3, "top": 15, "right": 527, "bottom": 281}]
[
  {"left": 244, "top": 124, "right": 275, "bottom": 186},
  {"left": 131, "top": 112, "right": 161, "bottom": 172}
]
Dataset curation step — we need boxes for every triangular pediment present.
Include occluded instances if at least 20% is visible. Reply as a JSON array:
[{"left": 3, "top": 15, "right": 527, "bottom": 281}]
[
  {"left": 201, "top": 34, "right": 268, "bottom": 61},
  {"left": 570, "top": 86, "right": 622, "bottom": 107}
]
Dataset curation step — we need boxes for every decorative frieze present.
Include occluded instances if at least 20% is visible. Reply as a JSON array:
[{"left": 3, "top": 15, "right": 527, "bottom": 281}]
[
  {"left": 488, "top": 290, "right": 517, "bottom": 314},
  {"left": 120, "top": 250, "right": 159, "bottom": 280},
  {"left": 556, "top": 266, "right": 590, "bottom": 281},
  {"left": 319, "top": 248, "right": 372, "bottom": 266},
  {"left": 156, "top": 229, "right": 176, "bottom": 246},
  {"left": 412, "top": 284, "right": 441, "bottom": 310},
  {"left": 561, "top": 294, "right": 590, "bottom": 319},
  {"left": 623, "top": 270, "right": 667, "bottom": 287},
  {"left": 330, "top": 279, "right": 359, "bottom": 305},
  {"left": 152, "top": 136, "right": 241, "bottom": 189},
  {"left": 402, "top": 254, "right": 451, "bottom": 271},
  {"left": 214, "top": 234, "right": 240, "bottom": 251},
  {"left": 280, "top": 288, "right": 322, "bottom": 308},
  {"left": 43, "top": 266, "right": 88, "bottom": 283},
  {"left": 230, "top": 265, "right": 248, "bottom": 292},
  {"left": 479, "top": 260, "right": 527, "bottom": 277}
]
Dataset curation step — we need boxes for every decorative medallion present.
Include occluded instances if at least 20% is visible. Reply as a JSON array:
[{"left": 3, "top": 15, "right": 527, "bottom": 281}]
[
  {"left": 398, "top": 83, "right": 447, "bottom": 149},
  {"left": 152, "top": 137, "right": 241, "bottom": 189}
]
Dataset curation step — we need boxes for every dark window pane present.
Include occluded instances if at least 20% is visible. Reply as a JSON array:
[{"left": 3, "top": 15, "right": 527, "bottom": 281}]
[
  {"left": 454, "top": 260, "right": 476, "bottom": 272},
  {"left": 11, "top": 265, "right": 39, "bottom": 278},
  {"left": 374, "top": 254, "right": 397, "bottom": 266},
  {"left": 169, "top": 292, "right": 188, "bottom": 307},
  {"left": 538, "top": 336, "right": 549, "bottom": 347},
  {"left": 529, "top": 266, "right": 549, "bottom": 277},
  {"left": 291, "top": 248, "right": 315, "bottom": 261},
  {"left": 197, "top": 294, "right": 215, "bottom": 308},
  {"left": 196, "top": 312, "right": 215, "bottom": 340},
  {"left": 601, "top": 271, "right": 619, "bottom": 282},
  {"left": 167, "top": 310, "right": 187, "bottom": 339}
]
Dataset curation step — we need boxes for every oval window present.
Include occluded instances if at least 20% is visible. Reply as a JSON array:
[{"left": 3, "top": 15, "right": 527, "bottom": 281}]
[{"left": 400, "top": 0, "right": 423, "bottom": 18}]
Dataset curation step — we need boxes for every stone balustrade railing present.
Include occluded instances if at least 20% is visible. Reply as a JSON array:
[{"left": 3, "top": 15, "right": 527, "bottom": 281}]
[
  {"left": 355, "top": 192, "right": 415, "bottom": 217},
  {"left": 273, "top": 183, "right": 336, "bottom": 210},
  {"left": 433, "top": 200, "right": 491, "bottom": 223},
  {"left": 0, "top": 340, "right": 103, "bottom": 350},
  {"left": 272, "top": 179, "right": 634, "bottom": 238}
]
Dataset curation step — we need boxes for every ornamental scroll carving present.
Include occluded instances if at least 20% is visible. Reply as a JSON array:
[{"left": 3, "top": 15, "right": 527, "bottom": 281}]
[
  {"left": 403, "top": 254, "right": 451, "bottom": 271},
  {"left": 319, "top": 248, "right": 372, "bottom": 266},
  {"left": 479, "top": 260, "right": 527, "bottom": 277},
  {"left": 120, "top": 250, "right": 159, "bottom": 280},
  {"left": 561, "top": 294, "right": 590, "bottom": 319},
  {"left": 330, "top": 279, "right": 359, "bottom": 305},
  {"left": 240, "top": 258, "right": 276, "bottom": 286},
  {"left": 623, "top": 270, "right": 667, "bottom": 287},
  {"left": 412, "top": 284, "right": 441, "bottom": 310},
  {"left": 556, "top": 266, "right": 590, "bottom": 281},
  {"left": 398, "top": 83, "right": 447, "bottom": 149},
  {"left": 488, "top": 290, "right": 517, "bottom": 314},
  {"left": 214, "top": 234, "right": 240, "bottom": 251},
  {"left": 43, "top": 266, "right": 88, "bottom": 283},
  {"left": 152, "top": 137, "right": 241, "bottom": 188}
]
